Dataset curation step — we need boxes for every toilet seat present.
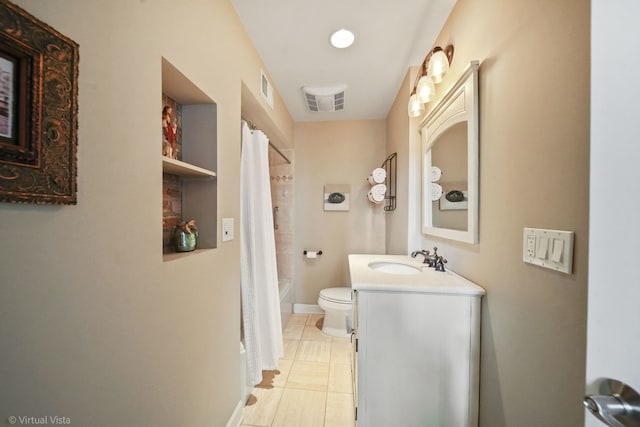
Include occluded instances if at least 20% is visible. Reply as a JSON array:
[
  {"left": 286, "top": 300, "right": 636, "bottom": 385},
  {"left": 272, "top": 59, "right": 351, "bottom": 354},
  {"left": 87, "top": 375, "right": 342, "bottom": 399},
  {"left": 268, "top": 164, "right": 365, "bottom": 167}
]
[{"left": 319, "top": 287, "right": 352, "bottom": 305}]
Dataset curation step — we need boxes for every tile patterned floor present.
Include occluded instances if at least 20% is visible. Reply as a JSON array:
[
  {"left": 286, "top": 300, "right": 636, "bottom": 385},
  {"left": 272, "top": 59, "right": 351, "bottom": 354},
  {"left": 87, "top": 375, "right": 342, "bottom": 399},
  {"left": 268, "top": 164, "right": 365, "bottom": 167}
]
[{"left": 242, "top": 314, "right": 355, "bottom": 427}]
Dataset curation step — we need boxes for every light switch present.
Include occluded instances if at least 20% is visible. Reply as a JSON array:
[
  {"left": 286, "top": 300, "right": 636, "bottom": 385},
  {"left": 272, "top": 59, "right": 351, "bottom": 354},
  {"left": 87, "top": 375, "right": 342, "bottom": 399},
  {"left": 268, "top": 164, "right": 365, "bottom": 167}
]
[
  {"left": 222, "top": 218, "right": 234, "bottom": 242},
  {"left": 536, "top": 237, "right": 549, "bottom": 259},
  {"left": 551, "top": 238, "right": 564, "bottom": 263},
  {"left": 523, "top": 227, "right": 574, "bottom": 274}
]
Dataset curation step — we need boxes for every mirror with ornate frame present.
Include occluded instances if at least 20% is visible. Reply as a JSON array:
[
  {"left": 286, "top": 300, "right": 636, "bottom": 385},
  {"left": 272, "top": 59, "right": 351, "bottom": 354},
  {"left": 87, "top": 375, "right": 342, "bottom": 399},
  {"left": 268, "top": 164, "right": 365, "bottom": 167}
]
[{"left": 419, "top": 61, "right": 479, "bottom": 244}]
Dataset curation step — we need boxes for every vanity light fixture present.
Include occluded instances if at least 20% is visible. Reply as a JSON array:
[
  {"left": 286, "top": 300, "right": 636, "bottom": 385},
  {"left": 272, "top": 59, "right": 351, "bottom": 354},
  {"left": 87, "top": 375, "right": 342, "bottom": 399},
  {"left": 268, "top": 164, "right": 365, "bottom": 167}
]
[
  {"left": 416, "top": 74, "right": 436, "bottom": 103},
  {"left": 407, "top": 45, "right": 454, "bottom": 118},
  {"left": 330, "top": 28, "right": 355, "bottom": 49},
  {"left": 427, "top": 47, "right": 450, "bottom": 83},
  {"left": 408, "top": 93, "right": 425, "bottom": 117}
]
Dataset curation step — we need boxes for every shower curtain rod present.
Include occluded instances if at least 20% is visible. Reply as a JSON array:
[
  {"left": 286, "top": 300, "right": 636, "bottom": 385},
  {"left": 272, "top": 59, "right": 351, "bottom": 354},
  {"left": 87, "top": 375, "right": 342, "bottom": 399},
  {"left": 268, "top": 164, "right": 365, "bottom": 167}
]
[{"left": 242, "top": 118, "right": 292, "bottom": 164}]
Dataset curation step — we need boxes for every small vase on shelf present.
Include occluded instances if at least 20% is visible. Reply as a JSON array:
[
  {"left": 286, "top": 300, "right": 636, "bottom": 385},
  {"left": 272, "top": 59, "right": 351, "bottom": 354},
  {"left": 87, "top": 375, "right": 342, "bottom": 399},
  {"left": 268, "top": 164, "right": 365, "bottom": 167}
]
[{"left": 172, "top": 219, "right": 198, "bottom": 252}]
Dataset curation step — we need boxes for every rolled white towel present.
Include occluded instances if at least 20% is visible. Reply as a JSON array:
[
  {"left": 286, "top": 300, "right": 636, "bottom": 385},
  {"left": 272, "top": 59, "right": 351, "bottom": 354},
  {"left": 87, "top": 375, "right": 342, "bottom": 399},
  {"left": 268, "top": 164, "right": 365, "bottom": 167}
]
[
  {"left": 430, "top": 166, "right": 442, "bottom": 182},
  {"left": 371, "top": 183, "right": 387, "bottom": 196},
  {"left": 431, "top": 183, "right": 443, "bottom": 201},
  {"left": 367, "top": 167, "right": 387, "bottom": 185},
  {"left": 367, "top": 191, "right": 384, "bottom": 204}
]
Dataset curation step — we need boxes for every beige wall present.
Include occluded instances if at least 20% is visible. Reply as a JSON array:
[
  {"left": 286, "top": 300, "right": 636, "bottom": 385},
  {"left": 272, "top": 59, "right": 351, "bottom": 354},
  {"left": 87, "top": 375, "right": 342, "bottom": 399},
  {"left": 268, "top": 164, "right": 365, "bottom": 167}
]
[
  {"left": 0, "top": 1, "right": 292, "bottom": 425},
  {"left": 294, "top": 120, "right": 386, "bottom": 304},
  {"left": 385, "top": 71, "right": 413, "bottom": 255},
  {"left": 387, "top": 0, "right": 590, "bottom": 425}
]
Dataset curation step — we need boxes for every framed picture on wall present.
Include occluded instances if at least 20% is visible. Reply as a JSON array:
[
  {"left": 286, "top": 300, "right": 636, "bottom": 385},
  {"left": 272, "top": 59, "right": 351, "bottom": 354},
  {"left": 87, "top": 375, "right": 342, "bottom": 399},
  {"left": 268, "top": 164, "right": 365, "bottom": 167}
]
[
  {"left": 0, "top": 51, "right": 17, "bottom": 143},
  {"left": 324, "top": 184, "right": 350, "bottom": 211},
  {"left": 0, "top": 1, "right": 79, "bottom": 205}
]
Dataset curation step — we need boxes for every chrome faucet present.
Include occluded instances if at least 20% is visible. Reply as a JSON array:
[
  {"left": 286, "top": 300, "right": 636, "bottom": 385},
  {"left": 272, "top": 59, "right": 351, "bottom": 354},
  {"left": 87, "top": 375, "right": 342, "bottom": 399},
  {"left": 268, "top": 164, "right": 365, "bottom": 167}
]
[
  {"left": 411, "top": 247, "right": 447, "bottom": 272},
  {"left": 433, "top": 255, "right": 448, "bottom": 272},
  {"left": 410, "top": 249, "right": 428, "bottom": 259},
  {"left": 411, "top": 247, "right": 437, "bottom": 266}
]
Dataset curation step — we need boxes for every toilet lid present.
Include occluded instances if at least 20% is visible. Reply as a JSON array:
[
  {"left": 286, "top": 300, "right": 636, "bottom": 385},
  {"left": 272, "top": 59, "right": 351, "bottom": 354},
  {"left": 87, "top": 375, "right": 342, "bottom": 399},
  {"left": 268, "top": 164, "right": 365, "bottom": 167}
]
[{"left": 320, "top": 287, "right": 352, "bottom": 304}]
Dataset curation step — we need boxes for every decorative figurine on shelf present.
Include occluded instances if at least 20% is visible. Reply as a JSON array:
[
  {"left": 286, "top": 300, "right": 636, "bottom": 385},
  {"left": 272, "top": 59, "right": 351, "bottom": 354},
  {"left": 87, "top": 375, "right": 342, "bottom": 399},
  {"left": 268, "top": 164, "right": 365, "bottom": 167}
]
[
  {"left": 172, "top": 219, "right": 198, "bottom": 252},
  {"left": 162, "top": 105, "right": 179, "bottom": 159}
]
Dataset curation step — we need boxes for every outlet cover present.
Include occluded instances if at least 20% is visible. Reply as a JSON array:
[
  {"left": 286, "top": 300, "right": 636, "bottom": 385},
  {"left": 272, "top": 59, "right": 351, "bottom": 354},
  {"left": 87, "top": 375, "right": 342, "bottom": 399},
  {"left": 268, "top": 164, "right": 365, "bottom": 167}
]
[
  {"left": 526, "top": 235, "right": 536, "bottom": 258},
  {"left": 222, "top": 218, "right": 234, "bottom": 242},
  {"left": 523, "top": 227, "right": 574, "bottom": 274}
]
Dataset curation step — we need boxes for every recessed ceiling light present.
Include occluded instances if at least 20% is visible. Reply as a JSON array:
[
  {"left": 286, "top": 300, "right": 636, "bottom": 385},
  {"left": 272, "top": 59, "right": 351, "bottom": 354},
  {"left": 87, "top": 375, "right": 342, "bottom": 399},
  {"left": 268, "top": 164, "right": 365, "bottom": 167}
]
[{"left": 330, "top": 29, "right": 355, "bottom": 49}]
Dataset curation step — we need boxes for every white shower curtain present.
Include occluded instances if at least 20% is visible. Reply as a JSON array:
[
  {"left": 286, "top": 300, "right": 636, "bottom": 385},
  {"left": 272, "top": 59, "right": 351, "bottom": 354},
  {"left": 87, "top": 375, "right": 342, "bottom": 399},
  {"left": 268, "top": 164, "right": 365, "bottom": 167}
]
[{"left": 240, "top": 122, "right": 283, "bottom": 386}]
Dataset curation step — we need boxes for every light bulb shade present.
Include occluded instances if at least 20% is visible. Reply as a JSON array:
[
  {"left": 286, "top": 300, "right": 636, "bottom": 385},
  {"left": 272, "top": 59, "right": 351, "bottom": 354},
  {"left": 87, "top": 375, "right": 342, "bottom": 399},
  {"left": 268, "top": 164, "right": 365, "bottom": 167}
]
[
  {"left": 427, "top": 49, "right": 450, "bottom": 84},
  {"left": 407, "top": 93, "right": 425, "bottom": 118},
  {"left": 416, "top": 75, "right": 436, "bottom": 103}
]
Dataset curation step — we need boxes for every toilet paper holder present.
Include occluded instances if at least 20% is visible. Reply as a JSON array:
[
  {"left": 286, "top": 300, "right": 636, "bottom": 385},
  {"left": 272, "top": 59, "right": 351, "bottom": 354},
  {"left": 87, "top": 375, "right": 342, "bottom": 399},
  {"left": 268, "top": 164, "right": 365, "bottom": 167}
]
[{"left": 303, "top": 250, "right": 323, "bottom": 256}]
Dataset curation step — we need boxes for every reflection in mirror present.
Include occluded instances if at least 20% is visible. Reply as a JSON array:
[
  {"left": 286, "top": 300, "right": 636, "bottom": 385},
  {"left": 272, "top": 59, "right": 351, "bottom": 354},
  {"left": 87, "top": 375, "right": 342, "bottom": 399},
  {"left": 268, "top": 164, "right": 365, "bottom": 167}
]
[
  {"left": 420, "top": 61, "right": 479, "bottom": 244},
  {"left": 431, "top": 121, "right": 468, "bottom": 231}
]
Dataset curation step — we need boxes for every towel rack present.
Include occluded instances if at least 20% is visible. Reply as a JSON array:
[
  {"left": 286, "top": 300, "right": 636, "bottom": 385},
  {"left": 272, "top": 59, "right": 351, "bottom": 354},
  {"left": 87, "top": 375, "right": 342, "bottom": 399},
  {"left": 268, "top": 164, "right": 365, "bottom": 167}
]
[{"left": 382, "top": 153, "right": 397, "bottom": 211}]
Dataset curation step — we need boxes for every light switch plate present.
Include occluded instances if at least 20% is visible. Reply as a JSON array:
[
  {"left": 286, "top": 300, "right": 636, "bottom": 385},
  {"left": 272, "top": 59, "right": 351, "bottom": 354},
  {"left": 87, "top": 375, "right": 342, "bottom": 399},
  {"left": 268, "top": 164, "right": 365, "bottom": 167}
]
[
  {"left": 222, "top": 218, "right": 234, "bottom": 242},
  {"left": 523, "top": 227, "right": 574, "bottom": 274}
]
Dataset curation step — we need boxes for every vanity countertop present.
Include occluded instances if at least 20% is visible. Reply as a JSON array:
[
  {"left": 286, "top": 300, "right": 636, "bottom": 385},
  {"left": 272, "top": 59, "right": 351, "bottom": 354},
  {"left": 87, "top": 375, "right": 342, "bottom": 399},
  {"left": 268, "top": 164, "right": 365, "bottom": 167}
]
[{"left": 349, "top": 254, "right": 485, "bottom": 296}]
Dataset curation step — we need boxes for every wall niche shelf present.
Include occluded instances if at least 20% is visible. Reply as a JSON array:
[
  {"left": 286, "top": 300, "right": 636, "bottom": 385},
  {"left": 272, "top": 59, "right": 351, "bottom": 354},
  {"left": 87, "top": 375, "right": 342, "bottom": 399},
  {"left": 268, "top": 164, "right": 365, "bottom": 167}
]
[
  {"left": 163, "top": 248, "right": 215, "bottom": 262},
  {"left": 162, "top": 156, "right": 216, "bottom": 178},
  {"left": 162, "top": 57, "right": 218, "bottom": 258}
]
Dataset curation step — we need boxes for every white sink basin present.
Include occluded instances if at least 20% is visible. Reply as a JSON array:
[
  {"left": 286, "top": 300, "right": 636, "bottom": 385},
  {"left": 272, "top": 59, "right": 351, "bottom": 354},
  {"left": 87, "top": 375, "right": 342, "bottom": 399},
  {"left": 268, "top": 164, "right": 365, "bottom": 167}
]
[
  {"left": 351, "top": 254, "right": 486, "bottom": 295},
  {"left": 368, "top": 261, "right": 422, "bottom": 275}
]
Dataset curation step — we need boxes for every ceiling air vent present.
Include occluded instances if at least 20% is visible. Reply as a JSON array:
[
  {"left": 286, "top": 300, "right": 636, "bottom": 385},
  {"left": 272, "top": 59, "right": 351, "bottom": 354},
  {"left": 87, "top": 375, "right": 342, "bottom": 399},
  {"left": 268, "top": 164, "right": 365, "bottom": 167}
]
[
  {"left": 302, "top": 85, "right": 347, "bottom": 112},
  {"left": 260, "top": 69, "right": 274, "bottom": 109}
]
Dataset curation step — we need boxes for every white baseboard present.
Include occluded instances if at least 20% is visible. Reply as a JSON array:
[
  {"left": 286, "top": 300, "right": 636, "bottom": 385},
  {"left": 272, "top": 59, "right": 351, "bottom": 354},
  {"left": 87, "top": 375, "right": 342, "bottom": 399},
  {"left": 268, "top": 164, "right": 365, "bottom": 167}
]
[
  {"left": 225, "top": 400, "right": 244, "bottom": 427},
  {"left": 294, "top": 304, "right": 323, "bottom": 314}
]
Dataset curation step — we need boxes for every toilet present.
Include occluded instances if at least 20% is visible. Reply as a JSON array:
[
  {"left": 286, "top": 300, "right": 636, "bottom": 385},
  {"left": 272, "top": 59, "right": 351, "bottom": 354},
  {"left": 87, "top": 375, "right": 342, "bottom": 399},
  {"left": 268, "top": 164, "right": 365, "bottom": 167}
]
[{"left": 317, "top": 287, "right": 353, "bottom": 338}]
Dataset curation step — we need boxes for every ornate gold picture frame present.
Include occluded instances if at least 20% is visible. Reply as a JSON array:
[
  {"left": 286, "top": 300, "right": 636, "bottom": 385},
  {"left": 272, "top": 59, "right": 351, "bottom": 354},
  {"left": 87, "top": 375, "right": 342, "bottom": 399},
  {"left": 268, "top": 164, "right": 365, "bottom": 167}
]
[{"left": 0, "top": 0, "right": 79, "bottom": 205}]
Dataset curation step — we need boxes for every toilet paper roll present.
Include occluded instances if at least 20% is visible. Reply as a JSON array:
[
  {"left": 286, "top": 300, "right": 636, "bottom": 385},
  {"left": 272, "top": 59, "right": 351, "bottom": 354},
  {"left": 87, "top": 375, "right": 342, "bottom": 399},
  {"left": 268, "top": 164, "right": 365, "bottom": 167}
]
[
  {"left": 306, "top": 251, "right": 318, "bottom": 259},
  {"left": 367, "top": 168, "right": 387, "bottom": 185}
]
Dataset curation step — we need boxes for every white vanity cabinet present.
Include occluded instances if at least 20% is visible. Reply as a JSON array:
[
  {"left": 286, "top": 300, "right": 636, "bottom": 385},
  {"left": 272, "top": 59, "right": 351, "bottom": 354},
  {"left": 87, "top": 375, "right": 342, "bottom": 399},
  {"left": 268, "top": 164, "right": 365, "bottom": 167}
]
[{"left": 349, "top": 254, "right": 484, "bottom": 427}]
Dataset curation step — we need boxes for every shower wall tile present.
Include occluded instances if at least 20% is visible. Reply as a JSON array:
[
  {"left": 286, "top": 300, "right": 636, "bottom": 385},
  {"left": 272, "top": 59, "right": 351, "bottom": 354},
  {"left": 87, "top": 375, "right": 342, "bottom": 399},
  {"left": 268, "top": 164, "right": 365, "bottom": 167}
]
[
  {"left": 276, "top": 254, "right": 294, "bottom": 285},
  {"left": 275, "top": 233, "right": 294, "bottom": 249},
  {"left": 274, "top": 210, "right": 293, "bottom": 235},
  {"left": 270, "top": 148, "right": 295, "bottom": 290}
]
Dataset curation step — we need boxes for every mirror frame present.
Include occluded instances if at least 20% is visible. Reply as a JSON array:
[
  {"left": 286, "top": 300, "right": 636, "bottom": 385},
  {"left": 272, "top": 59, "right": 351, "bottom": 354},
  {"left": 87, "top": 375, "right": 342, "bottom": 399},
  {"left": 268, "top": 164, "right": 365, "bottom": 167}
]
[{"left": 419, "top": 60, "right": 479, "bottom": 244}]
